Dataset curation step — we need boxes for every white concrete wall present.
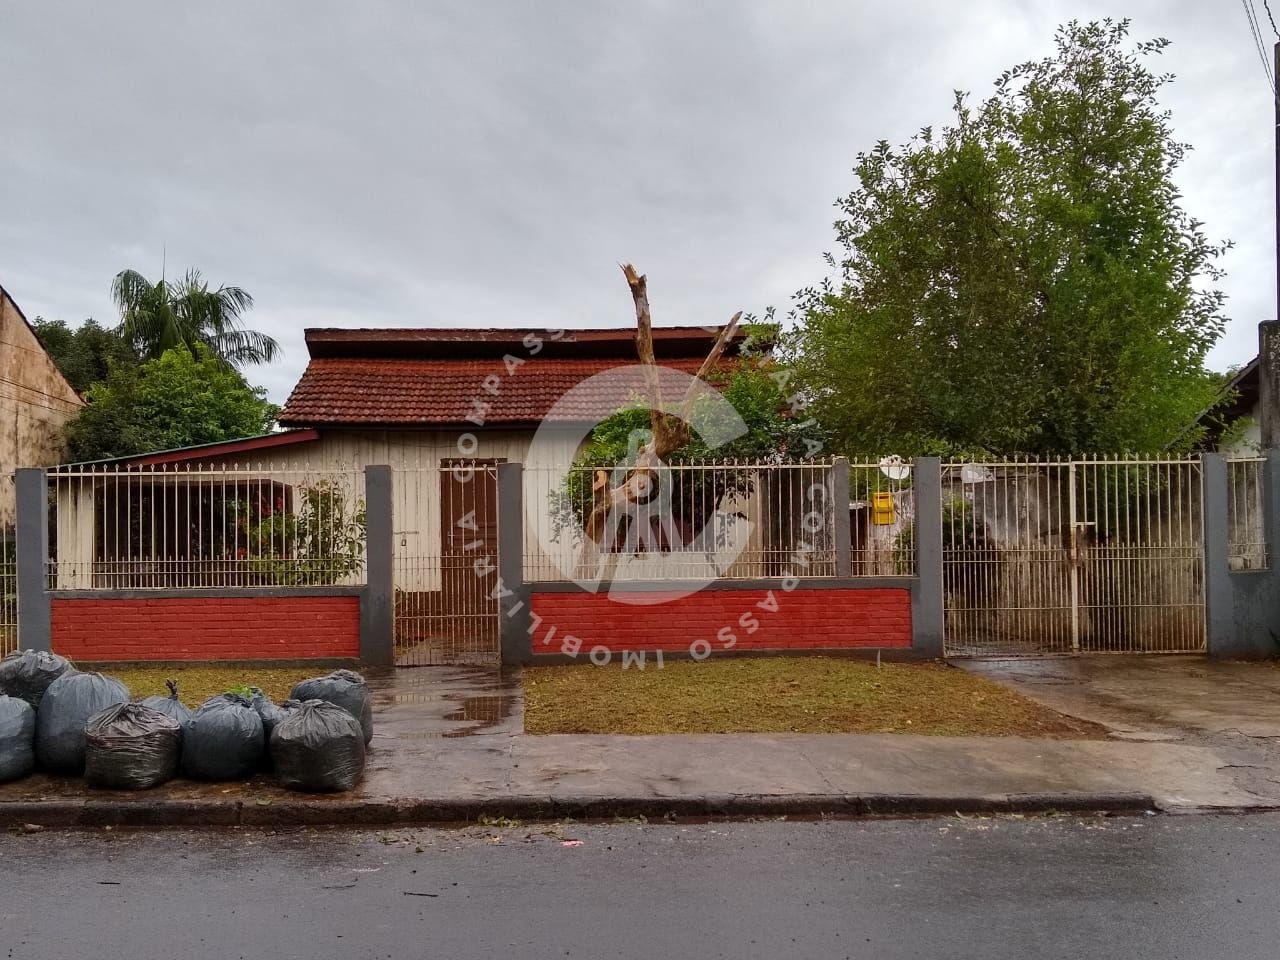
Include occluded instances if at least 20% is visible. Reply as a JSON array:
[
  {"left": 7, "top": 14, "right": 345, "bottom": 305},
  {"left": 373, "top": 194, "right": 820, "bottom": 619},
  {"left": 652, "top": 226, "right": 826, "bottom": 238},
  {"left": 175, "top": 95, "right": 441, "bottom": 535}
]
[{"left": 1218, "top": 402, "right": 1262, "bottom": 457}]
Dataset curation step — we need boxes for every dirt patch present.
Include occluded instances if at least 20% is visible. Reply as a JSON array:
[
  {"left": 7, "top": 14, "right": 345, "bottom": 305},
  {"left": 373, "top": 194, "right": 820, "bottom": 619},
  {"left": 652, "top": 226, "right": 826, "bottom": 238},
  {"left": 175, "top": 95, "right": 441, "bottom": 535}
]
[{"left": 524, "top": 658, "right": 1107, "bottom": 738}]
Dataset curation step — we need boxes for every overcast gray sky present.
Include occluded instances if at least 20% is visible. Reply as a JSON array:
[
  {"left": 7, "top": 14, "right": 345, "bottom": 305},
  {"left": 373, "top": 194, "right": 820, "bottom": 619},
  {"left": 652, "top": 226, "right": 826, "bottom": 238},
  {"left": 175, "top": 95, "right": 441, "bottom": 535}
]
[{"left": 0, "top": 1, "right": 1272, "bottom": 401}]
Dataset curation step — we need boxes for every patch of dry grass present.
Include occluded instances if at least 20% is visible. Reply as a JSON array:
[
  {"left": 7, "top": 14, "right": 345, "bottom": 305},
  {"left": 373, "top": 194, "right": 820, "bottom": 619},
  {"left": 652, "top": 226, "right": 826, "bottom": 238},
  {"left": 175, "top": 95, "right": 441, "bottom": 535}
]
[
  {"left": 524, "top": 657, "right": 1104, "bottom": 738},
  {"left": 96, "top": 665, "right": 320, "bottom": 707}
]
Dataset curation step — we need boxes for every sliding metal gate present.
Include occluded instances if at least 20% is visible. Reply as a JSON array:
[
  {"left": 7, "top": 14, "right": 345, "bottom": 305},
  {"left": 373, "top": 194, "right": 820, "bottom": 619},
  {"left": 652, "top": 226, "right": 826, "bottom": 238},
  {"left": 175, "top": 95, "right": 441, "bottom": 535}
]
[
  {"left": 942, "top": 458, "right": 1206, "bottom": 657},
  {"left": 393, "top": 463, "right": 501, "bottom": 666}
]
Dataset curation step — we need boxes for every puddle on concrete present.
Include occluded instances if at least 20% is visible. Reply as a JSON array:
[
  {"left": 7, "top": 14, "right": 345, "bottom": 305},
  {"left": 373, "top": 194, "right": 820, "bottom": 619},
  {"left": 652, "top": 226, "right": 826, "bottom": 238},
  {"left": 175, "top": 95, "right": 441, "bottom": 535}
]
[{"left": 371, "top": 666, "right": 522, "bottom": 740}]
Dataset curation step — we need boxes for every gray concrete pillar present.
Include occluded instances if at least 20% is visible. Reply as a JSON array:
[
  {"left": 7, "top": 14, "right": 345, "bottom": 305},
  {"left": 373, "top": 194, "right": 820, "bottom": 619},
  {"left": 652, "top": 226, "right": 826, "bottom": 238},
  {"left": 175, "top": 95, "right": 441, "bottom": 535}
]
[
  {"left": 1259, "top": 321, "right": 1280, "bottom": 451},
  {"left": 1207, "top": 451, "right": 1280, "bottom": 658},
  {"left": 497, "top": 462, "right": 532, "bottom": 665},
  {"left": 911, "top": 457, "right": 944, "bottom": 658},
  {"left": 832, "top": 457, "right": 851, "bottom": 578},
  {"left": 15, "top": 468, "right": 50, "bottom": 653},
  {"left": 360, "top": 465, "right": 394, "bottom": 666}
]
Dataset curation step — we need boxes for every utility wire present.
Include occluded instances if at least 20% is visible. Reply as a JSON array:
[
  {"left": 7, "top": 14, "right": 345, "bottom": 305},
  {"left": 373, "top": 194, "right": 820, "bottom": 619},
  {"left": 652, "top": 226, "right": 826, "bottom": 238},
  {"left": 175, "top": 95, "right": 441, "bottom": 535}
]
[
  {"left": 1265, "top": 0, "right": 1280, "bottom": 37},
  {"left": 0, "top": 375, "right": 83, "bottom": 411},
  {"left": 1243, "top": 0, "right": 1277, "bottom": 93}
]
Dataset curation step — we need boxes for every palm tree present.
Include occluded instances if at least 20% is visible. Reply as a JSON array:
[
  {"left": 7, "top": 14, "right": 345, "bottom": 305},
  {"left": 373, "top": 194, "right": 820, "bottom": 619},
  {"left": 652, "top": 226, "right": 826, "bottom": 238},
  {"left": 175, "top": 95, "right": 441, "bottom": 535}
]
[{"left": 112, "top": 268, "right": 280, "bottom": 367}]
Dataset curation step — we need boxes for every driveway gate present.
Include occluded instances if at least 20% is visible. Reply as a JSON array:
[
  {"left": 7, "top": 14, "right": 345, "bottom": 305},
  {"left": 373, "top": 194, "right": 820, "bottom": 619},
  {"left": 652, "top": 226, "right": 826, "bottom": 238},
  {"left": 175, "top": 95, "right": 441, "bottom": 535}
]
[
  {"left": 941, "top": 458, "right": 1206, "bottom": 657},
  {"left": 393, "top": 462, "right": 501, "bottom": 666}
]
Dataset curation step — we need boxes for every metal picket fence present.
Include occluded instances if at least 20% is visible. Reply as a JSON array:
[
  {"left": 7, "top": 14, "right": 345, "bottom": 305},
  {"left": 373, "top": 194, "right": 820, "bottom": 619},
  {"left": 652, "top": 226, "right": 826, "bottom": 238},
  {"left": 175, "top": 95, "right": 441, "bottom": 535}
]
[
  {"left": 46, "top": 462, "right": 368, "bottom": 590},
  {"left": 848, "top": 457, "right": 916, "bottom": 576},
  {"left": 1227, "top": 457, "right": 1269, "bottom": 571},
  {"left": 1, "top": 524, "right": 16, "bottom": 656},
  {"left": 521, "top": 458, "right": 840, "bottom": 583}
]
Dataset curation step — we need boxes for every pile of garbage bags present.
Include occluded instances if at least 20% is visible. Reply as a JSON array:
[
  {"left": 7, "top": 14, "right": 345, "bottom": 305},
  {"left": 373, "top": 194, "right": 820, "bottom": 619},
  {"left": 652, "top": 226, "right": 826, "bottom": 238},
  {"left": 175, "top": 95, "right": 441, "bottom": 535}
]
[{"left": 0, "top": 654, "right": 371, "bottom": 793}]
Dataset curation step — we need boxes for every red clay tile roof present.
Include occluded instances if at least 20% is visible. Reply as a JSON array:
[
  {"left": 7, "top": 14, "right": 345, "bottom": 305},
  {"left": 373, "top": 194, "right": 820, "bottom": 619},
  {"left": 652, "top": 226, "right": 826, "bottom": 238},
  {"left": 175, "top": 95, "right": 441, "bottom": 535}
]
[{"left": 277, "top": 357, "right": 724, "bottom": 427}]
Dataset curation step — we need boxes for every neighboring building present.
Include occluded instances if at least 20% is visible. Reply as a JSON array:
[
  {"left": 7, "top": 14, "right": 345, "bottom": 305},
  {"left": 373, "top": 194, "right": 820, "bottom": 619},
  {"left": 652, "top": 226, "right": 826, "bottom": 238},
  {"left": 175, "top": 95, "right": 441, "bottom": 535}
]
[
  {"left": 0, "top": 283, "right": 84, "bottom": 525},
  {"left": 1199, "top": 356, "right": 1261, "bottom": 457}
]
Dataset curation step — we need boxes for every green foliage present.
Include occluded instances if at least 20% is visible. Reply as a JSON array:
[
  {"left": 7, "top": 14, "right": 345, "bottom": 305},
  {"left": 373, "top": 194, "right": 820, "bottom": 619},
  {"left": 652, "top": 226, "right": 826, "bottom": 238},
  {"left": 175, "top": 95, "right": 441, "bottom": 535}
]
[
  {"left": 32, "top": 317, "right": 139, "bottom": 393},
  {"left": 576, "top": 360, "right": 824, "bottom": 466},
  {"left": 235, "top": 480, "right": 367, "bottom": 586},
  {"left": 788, "top": 20, "right": 1228, "bottom": 458},
  {"left": 112, "top": 267, "right": 280, "bottom": 367},
  {"left": 64, "top": 347, "right": 279, "bottom": 462},
  {"left": 550, "top": 361, "right": 826, "bottom": 547}
]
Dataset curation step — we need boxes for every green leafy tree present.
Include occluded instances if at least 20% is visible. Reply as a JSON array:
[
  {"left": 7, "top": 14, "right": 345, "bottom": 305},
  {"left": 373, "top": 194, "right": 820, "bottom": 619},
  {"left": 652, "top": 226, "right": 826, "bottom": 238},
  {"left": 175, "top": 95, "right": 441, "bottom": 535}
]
[
  {"left": 551, "top": 358, "right": 825, "bottom": 548},
  {"left": 64, "top": 347, "right": 279, "bottom": 462},
  {"left": 112, "top": 268, "right": 280, "bottom": 367},
  {"left": 32, "top": 317, "right": 138, "bottom": 393},
  {"left": 788, "top": 20, "right": 1228, "bottom": 457}
]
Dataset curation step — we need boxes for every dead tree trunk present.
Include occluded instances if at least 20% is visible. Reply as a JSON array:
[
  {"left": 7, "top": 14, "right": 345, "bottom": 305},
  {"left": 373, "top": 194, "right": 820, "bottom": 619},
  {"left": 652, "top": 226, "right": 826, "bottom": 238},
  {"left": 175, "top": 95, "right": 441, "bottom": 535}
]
[{"left": 582, "top": 264, "right": 741, "bottom": 545}]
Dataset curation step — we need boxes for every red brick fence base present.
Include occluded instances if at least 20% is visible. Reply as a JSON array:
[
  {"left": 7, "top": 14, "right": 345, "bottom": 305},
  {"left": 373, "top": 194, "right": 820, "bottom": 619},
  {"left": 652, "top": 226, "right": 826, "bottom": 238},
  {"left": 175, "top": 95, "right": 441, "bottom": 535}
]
[
  {"left": 49, "top": 589, "right": 362, "bottom": 663},
  {"left": 529, "top": 586, "right": 912, "bottom": 660}
]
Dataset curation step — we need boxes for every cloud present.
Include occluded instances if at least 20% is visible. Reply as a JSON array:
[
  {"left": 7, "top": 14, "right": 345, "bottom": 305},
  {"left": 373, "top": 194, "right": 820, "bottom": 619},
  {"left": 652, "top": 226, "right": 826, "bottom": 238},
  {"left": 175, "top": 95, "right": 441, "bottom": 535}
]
[{"left": 0, "top": 0, "right": 1271, "bottom": 400}]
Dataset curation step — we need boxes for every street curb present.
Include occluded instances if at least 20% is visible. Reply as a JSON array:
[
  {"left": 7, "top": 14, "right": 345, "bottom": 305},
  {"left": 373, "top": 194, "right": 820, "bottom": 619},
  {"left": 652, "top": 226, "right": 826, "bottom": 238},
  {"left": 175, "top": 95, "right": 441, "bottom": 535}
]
[{"left": 0, "top": 791, "right": 1156, "bottom": 829}]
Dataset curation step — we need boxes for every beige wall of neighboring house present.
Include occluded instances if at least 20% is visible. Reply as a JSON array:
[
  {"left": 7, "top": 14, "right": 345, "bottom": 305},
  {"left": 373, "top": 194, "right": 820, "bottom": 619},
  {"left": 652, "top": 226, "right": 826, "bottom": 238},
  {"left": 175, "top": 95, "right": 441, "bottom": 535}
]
[{"left": 0, "top": 285, "right": 83, "bottom": 525}]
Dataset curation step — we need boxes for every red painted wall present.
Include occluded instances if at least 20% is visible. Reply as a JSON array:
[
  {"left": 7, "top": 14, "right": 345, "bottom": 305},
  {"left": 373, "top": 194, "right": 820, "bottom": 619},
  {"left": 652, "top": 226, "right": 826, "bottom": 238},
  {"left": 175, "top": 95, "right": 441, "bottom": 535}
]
[
  {"left": 51, "top": 595, "right": 360, "bottom": 662},
  {"left": 530, "top": 587, "right": 912, "bottom": 658}
]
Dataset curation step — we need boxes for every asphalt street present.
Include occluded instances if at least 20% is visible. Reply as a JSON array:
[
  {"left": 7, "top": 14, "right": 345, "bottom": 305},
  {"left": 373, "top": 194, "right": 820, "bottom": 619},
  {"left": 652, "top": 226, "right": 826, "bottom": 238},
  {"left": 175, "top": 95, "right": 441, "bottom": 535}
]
[{"left": 2, "top": 814, "right": 1277, "bottom": 959}]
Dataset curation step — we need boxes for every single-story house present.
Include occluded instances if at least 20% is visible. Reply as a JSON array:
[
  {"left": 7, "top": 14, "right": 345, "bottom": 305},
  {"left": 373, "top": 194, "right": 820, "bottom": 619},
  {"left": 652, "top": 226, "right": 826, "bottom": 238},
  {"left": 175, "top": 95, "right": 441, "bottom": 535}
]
[{"left": 50, "top": 325, "right": 804, "bottom": 595}]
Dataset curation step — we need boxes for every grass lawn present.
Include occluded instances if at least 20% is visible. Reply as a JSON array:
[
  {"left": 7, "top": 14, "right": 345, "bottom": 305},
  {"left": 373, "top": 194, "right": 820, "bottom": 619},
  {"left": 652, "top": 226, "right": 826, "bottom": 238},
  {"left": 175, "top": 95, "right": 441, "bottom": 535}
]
[
  {"left": 523, "top": 657, "right": 1104, "bottom": 738},
  {"left": 94, "top": 665, "right": 321, "bottom": 707}
]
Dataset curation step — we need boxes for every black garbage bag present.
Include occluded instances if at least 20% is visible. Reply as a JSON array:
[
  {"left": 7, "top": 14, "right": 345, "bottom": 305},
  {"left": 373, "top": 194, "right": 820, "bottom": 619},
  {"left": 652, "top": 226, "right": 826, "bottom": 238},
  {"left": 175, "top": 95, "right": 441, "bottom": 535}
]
[
  {"left": 35, "top": 672, "right": 130, "bottom": 774},
  {"left": 84, "top": 702, "right": 181, "bottom": 790},
  {"left": 140, "top": 679, "right": 194, "bottom": 729},
  {"left": 248, "top": 688, "right": 287, "bottom": 739},
  {"left": 290, "top": 670, "right": 373, "bottom": 745},
  {"left": 181, "top": 693, "right": 264, "bottom": 781},
  {"left": 0, "top": 695, "right": 36, "bottom": 782},
  {"left": 0, "top": 650, "right": 74, "bottom": 708},
  {"left": 270, "top": 700, "right": 366, "bottom": 792}
]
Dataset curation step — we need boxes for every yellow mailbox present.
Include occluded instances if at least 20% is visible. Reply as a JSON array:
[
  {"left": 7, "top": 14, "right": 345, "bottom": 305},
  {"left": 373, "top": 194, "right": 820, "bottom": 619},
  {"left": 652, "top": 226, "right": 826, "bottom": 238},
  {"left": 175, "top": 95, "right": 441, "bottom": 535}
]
[{"left": 871, "top": 491, "right": 896, "bottom": 525}]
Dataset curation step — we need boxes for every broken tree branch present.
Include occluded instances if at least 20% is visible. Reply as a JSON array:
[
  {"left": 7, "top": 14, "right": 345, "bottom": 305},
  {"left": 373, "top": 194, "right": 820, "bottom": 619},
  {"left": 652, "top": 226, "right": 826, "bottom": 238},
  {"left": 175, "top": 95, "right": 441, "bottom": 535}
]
[{"left": 583, "top": 266, "right": 740, "bottom": 546}]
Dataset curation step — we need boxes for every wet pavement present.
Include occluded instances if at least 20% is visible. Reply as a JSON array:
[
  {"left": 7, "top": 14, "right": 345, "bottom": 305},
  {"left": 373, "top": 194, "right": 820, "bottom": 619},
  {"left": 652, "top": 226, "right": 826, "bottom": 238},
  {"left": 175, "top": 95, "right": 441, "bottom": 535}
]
[
  {"left": 958, "top": 656, "right": 1280, "bottom": 740},
  {"left": 4, "top": 814, "right": 1280, "bottom": 959},
  {"left": 960, "top": 656, "right": 1280, "bottom": 808},
  {"left": 2, "top": 661, "right": 1279, "bottom": 819},
  {"left": 0, "top": 665, "right": 526, "bottom": 808}
]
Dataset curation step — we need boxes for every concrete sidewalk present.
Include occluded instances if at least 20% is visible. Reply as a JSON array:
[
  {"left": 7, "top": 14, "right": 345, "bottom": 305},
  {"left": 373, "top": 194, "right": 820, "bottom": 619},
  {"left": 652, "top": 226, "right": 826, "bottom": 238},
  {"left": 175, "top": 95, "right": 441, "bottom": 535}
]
[{"left": 0, "top": 664, "right": 1275, "bottom": 828}]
